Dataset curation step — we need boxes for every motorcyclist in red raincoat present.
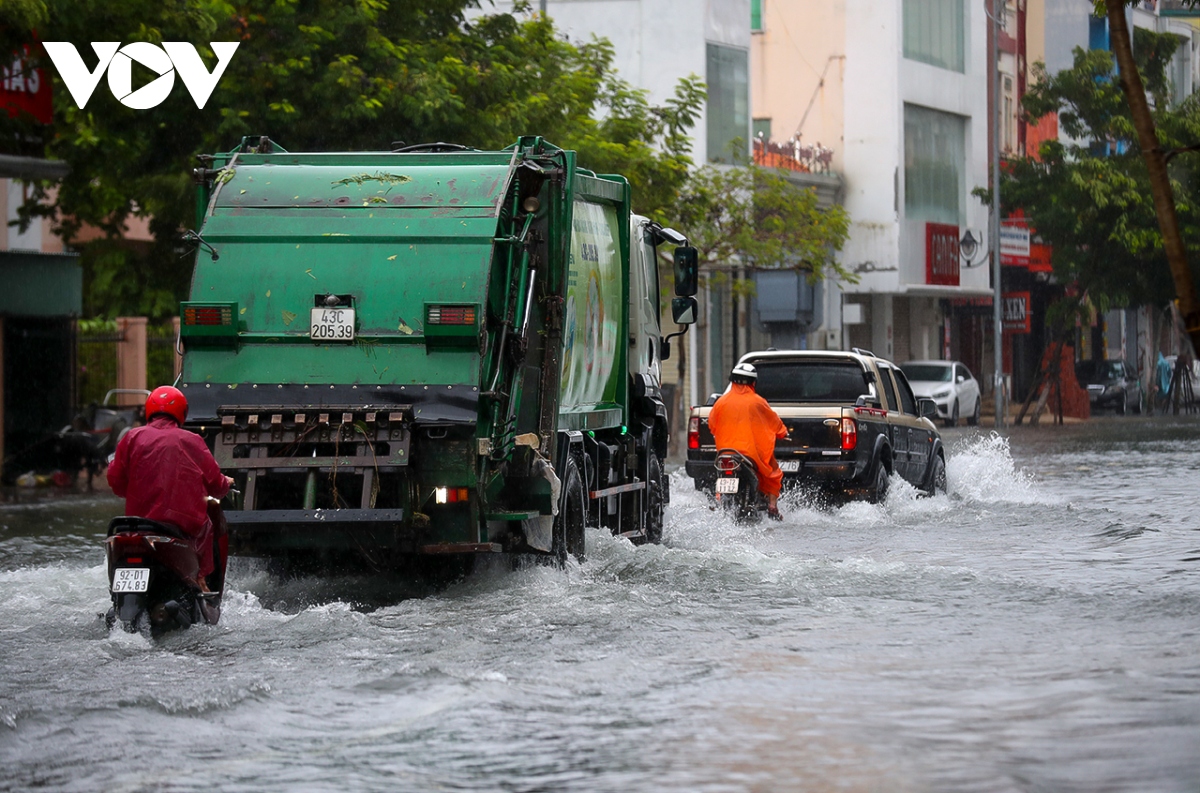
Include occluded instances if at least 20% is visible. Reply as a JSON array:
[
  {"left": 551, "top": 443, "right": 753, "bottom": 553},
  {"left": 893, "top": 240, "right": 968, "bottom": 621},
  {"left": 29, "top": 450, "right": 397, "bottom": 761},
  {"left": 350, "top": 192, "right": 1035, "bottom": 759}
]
[
  {"left": 107, "top": 386, "right": 232, "bottom": 589},
  {"left": 707, "top": 363, "right": 789, "bottom": 520}
]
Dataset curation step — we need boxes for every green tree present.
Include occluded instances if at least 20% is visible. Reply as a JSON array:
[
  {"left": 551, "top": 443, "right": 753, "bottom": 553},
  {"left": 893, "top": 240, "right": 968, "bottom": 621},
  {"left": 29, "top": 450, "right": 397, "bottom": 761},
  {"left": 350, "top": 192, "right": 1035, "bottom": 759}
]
[
  {"left": 673, "top": 162, "right": 852, "bottom": 288},
  {"left": 1002, "top": 38, "right": 1198, "bottom": 312},
  {"left": 0, "top": 0, "right": 702, "bottom": 318}
]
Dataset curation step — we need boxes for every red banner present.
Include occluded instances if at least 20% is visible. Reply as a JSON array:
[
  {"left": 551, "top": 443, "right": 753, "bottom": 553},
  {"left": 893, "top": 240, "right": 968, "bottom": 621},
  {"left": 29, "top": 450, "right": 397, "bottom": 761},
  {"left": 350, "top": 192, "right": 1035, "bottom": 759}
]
[
  {"left": 2, "top": 45, "right": 52, "bottom": 124},
  {"left": 925, "top": 223, "right": 960, "bottom": 286},
  {"left": 1002, "top": 291, "right": 1031, "bottom": 334}
]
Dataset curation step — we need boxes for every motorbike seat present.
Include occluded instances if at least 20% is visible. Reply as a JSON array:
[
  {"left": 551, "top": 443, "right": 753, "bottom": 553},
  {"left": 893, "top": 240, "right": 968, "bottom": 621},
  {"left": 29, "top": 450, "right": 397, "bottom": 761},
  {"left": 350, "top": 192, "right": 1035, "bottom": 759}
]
[{"left": 106, "top": 516, "right": 189, "bottom": 541}]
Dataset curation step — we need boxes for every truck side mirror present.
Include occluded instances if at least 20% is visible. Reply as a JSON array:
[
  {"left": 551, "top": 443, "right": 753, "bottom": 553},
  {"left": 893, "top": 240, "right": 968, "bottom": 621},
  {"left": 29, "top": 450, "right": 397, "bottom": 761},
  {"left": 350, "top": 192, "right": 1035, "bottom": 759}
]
[
  {"left": 671, "top": 296, "right": 698, "bottom": 325},
  {"left": 674, "top": 246, "right": 698, "bottom": 296}
]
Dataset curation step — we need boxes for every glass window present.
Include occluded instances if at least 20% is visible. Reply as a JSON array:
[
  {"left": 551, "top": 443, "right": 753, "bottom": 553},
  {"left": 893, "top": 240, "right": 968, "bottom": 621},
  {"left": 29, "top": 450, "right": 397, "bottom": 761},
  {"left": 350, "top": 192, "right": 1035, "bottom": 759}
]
[
  {"left": 904, "top": 104, "right": 966, "bottom": 225},
  {"left": 751, "top": 0, "right": 763, "bottom": 32},
  {"left": 753, "top": 362, "right": 870, "bottom": 403},
  {"left": 894, "top": 370, "right": 919, "bottom": 414},
  {"left": 878, "top": 366, "right": 899, "bottom": 411},
  {"left": 902, "top": 363, "right": 952, "bottom": 383},
  {"left": 903, "top": 0, "right": 964, "bottom": 72},
  {"left": 706, "top": 43, "right": 749, "bottom": 164}
]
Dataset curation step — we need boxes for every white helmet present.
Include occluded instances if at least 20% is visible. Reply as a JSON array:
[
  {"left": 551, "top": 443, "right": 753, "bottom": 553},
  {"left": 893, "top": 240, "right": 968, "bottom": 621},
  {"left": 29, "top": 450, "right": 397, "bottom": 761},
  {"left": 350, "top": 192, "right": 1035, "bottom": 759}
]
[{"left": 731, "top": 362, "right": 757, "bottom": 381}]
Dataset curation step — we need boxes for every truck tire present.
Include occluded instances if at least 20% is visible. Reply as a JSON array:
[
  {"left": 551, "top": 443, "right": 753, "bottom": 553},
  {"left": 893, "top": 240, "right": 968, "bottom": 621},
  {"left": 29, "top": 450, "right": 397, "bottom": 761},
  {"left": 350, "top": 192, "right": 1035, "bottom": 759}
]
[
  {"left": 924, "top": 452, "right": 948, "bottom": 497},
  {"left": 645, "top": 453, "right": 665, "bottom": 544},
  {"left": 868, "top": 461, "right": 889, "bottom": 505},
  {"left": 552, "top": 457, "right": 586, "bottom": 564}
]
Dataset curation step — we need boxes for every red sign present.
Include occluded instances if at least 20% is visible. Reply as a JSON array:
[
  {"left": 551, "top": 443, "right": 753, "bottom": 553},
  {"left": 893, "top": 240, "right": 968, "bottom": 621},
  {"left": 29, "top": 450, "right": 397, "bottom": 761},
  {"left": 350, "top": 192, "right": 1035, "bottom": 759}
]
[
  {"left": 2, "top": 45, "right": 52, "bottom": 124},
  {"left": 1028, "top": 242, "right": 1052, "bottom": 273},
  {"left": 1002, "top": 291, "right": 1031, "bottom": 334},
  {"left": 925, "top": 223, "right": 960, "bottom": 286}
]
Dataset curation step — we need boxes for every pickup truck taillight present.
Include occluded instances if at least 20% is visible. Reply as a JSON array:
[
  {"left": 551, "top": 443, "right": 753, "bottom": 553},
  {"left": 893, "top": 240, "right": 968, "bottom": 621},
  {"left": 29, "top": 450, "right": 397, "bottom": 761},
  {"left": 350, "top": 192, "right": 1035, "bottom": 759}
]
[
  {"left": 841, "top": 417, "right": 857, "bottom": 451},
  {"left": 688, "top": 417, "right": 700, "bottom": 450}
]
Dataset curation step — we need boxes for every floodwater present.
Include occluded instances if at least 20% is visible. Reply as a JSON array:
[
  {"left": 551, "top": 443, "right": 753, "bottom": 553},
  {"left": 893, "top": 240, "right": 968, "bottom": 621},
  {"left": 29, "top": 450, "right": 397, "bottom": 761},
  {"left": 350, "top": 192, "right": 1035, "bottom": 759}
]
[{"left": 2, "top": 418, "right": 1199, "bottom": 792}]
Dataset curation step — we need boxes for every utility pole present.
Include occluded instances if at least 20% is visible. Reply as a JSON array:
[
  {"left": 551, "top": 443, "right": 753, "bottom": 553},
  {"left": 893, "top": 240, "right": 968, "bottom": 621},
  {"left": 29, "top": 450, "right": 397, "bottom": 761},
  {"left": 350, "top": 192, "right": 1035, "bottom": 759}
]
[{"left": 991, "top": 0, "right": 1005, "bottom": 428}]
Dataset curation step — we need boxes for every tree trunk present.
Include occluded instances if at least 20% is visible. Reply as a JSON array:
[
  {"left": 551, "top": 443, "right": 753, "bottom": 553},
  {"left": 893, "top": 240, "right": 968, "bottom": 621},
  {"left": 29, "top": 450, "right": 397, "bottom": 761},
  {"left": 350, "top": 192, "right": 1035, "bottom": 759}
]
[{"left": 1104, "top": 0, "right": 1200, "bottom": 353}]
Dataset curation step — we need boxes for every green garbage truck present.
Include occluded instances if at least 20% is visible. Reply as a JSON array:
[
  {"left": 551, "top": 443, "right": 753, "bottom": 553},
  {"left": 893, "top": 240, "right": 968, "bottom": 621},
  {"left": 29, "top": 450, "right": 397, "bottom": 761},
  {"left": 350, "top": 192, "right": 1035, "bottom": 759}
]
[{"left": 179, "top": 136, "right": 698, "bottom": 567}]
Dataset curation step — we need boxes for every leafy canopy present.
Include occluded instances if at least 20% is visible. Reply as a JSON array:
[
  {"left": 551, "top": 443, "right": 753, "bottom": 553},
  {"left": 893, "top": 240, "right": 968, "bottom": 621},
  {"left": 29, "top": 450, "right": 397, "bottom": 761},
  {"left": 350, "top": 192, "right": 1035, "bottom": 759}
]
[
  {"left": 1002, "top": 34, "right": 1199, "bottom": 311},
  {"left": 0, "top": 0, "right": 702, "bottom": 318}
]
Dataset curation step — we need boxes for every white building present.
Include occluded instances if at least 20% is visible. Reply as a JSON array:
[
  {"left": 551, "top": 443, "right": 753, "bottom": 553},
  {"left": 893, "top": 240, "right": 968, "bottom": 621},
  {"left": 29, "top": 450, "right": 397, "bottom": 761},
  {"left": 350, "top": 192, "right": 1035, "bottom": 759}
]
[{"left": 753, "top": 0, "right": 994, "bottom": 381}]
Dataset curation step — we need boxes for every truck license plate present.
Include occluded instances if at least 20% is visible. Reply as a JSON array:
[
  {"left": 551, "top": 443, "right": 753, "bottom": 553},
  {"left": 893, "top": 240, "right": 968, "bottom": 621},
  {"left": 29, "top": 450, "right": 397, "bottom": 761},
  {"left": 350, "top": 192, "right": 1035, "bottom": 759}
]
[
  {"left": 310, "top": 308, "right": 356, "bottom": 341},
  {"left": 780, "top": 460, "right": 800, "bottom": 472},
  {"left": 112, "top": 568, "right": 149, "bottom": 593},
  {"left": 715, "top": 477, "right": 739, "bottom": 494}
]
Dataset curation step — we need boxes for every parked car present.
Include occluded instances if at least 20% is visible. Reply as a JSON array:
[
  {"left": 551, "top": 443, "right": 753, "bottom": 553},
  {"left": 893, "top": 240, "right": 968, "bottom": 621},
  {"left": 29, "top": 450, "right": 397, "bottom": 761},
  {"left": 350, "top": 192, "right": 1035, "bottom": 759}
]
[
  {"left": 1076, "top": 359, "right": 1142, "bottom": 415},
  {"left": 900, "top": 360, "right": 981, "bottom": 427}
]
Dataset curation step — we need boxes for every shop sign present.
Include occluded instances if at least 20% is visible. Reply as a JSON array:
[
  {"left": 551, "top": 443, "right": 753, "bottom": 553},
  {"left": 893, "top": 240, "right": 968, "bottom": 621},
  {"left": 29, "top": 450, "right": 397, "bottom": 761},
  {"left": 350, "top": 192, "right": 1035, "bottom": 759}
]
[
  {"left": 1000, "top": 222, "right": 1030, "bottom": 264},
  {"left": 925, "top": 223, "right": 960, "bottom": 286},
  {"left": 2, "top": 45, "right": 52, "bottom": 124},
  {"left": 1002, "top": 291, "right": 1031, "bottom": 334}
]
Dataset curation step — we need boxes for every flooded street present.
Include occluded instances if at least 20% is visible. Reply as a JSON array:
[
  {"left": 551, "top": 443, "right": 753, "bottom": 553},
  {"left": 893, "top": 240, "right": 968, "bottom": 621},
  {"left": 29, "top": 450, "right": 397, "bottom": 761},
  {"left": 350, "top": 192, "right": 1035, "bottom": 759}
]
[{"left": 2, "top": 418, "right": 1199, "bottom": 792}]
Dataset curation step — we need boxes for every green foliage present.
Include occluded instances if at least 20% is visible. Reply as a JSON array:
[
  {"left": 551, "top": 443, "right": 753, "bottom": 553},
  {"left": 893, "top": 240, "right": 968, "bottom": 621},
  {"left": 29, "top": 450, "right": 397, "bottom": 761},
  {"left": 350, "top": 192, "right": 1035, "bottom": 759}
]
[
  {"left": 1004, "top": 38, "right": 1200, "bottom": 309},
  {"left": 673, "top": 163, "right": 852, "bottom": 291},
  {"left": 0, "top": 0, "right": 703, "bottom": 318}
]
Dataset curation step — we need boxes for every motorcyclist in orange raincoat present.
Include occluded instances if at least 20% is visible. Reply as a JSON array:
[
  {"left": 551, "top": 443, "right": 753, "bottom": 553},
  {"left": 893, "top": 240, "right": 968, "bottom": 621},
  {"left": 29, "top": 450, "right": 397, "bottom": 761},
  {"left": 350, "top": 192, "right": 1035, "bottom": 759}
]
[{"left": 707, "top": 363, "right": 789, "bottom": 520}]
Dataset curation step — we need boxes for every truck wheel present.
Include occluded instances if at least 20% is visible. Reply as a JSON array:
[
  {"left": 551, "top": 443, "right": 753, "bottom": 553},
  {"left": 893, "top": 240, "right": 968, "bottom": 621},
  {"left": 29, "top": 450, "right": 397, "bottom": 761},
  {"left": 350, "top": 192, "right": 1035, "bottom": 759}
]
[
  {"left": 645, "top": 454, "right": 665, "bottom": 544},
  {"left": 924, "top": 453, "right": 948, "bottom": 497},
  {"left": 552, "top": 457, "right": 586, "bottom": 564},
  {"left": 868, "top": 462, "right": 889, "bottom": 505}
]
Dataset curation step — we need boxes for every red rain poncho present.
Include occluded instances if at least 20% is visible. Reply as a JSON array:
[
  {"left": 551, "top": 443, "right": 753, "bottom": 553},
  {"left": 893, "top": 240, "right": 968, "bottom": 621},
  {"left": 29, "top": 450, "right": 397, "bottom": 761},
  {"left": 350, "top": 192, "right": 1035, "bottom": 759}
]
[
  {"left": 107, "top": 416, "right": 230, "bottom": 578},
  {"left": 707, "top": 383, "right": 788, "bottom": 497}
]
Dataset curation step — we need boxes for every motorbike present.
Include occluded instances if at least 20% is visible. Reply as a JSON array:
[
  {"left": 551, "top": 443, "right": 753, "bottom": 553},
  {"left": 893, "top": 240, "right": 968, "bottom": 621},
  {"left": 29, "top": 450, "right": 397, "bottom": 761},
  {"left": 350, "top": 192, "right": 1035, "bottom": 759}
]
[
  {"left": 104, "top": 497, "right": 229, "bottom": 636},
  {"left": 711, "top": 448, "right": 766, "bottom": 523}
]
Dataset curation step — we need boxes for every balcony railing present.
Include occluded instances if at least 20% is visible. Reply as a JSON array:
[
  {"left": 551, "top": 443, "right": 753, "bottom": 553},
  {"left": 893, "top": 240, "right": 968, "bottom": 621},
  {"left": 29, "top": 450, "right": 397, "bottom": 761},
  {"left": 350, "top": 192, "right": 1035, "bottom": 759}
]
[{"left": 753, "top": 137, "right": 834, "bottom": 174}]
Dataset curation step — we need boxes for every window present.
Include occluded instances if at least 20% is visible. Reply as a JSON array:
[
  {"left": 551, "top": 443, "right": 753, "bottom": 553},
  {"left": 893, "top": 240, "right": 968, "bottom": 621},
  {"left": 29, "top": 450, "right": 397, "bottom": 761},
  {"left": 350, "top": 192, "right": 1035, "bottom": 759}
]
[
  {"left": 753, "top": 117, "right": 772, "bottom": 143},
  {"left": 751, "top": 0, "right": 763, "bottom": 32},
  {"left": 1003, "top": 76, "right": 1015, "bottom": 153},
  {"left": 903, "top": 0, "right": 964, "bottom": 72},
  {"left": 706, "top": 43, "right": 749, "bottom": 164},
  {"left": 904, "top": 104, "right": 966, "bottom": 225},
  {"left": 894, "top": 370, "right": 918, "bottom": 415},
  {"left": 902, "top": 363, "right": 951, "bottom": 383},
  {"left": 878, "top": 366, "right": 899, "bottom": 412},
  {"left": 754, "top": 362, "right": 869, "bottom": 403}
]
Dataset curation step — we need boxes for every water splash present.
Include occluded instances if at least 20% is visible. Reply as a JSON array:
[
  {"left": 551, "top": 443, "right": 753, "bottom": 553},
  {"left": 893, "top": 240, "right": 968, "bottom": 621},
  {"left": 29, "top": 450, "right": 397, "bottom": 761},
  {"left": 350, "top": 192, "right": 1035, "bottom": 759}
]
[{"left": 947, "top": 432, "right": 1041, "bottom": 504}]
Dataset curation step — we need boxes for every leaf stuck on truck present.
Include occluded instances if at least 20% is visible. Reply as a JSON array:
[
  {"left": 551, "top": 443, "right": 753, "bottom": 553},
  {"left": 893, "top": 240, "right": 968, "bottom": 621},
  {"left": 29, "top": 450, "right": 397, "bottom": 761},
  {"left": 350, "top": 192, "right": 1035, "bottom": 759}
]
[{"left": 179, "top": 136, "right": 699, "bottom": 567}]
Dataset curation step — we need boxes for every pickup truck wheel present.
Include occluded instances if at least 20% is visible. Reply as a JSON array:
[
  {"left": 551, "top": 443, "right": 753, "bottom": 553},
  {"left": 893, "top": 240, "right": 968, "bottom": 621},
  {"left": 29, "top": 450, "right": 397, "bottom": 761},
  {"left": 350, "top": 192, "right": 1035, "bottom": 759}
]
[
  {"left": 645, "top": 454, "right": 665, "bottom": 544},
  {"left": 925, "top": 453, "right": 948, "bottom": 497},
  {"left": 552, "top": 457, "right": 586, "bottom": 564},
  {"left": 868, "top": 462, "right": 889, "bottom": 505}
]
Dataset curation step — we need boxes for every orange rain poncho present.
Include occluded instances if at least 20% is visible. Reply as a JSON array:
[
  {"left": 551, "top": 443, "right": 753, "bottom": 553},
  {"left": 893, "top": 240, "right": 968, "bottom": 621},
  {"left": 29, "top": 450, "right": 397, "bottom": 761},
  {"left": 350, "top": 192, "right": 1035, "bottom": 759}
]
[{"left": 707, "top": 383, "right": 788, "bottom": 497}]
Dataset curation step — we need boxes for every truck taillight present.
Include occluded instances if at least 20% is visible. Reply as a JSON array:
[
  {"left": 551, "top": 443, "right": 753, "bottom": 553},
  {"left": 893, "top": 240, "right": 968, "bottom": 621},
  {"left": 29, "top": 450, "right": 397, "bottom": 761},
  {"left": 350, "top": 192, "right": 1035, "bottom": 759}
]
[
  {"left": 427, "top": 305, "right": 476, "bottom": 325},
  {"left": 179, "top": 301, "right": 239, "bottom": 344},
  {"left": 688, "top": 417, "right": 700, "bottom": 450},
  {"left": 435, "top": 487, "right": 470, "bottom": 504},
  {"left": 184, "top": 305, "right": 233, "bottom": 326},
  {"left": 841, "top": 417, "right": 857, "bottom": 451}
]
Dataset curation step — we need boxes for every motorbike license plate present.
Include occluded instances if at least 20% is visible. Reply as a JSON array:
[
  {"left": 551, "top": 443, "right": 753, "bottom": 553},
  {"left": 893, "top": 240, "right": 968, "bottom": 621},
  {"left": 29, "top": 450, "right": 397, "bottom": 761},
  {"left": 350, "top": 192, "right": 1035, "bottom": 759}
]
[
  {"left": 310, "top": 307, "right": 355, "bottom": 342},
  {"left": 112, "top": 568, "right": 149, "bottom": 593},
  {"left": 715, "top": 477, "right": 740, "bottom": 494},
  {"left": 780, "top": 460, "right": 800, "bottom": 472}
]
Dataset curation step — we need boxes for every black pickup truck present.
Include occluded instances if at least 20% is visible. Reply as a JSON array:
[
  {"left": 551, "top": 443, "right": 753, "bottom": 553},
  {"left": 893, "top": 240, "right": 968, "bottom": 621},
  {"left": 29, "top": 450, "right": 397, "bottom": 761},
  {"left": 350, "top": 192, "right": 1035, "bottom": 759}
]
[{"left": 685, "top": 349, "right": 947, "bottom": 502}]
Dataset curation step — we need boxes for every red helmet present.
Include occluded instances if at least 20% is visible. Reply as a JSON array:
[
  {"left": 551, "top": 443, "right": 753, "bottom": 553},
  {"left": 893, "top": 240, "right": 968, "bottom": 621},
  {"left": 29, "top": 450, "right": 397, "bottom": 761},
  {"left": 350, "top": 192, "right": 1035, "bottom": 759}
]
[{"left": 145, "top": 386, "right": 188, "bottom": 425}]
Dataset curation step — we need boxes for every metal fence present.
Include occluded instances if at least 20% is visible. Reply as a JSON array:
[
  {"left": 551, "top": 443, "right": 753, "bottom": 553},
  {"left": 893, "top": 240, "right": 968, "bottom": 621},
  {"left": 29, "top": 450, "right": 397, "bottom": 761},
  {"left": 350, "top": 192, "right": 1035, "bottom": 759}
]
[
  {"left": 147, "top": 323, "right": 179, "bottom": 390},
  {"left": 75, "top": 321, "right": 178, "bottom": 409},
  {"left": 76, "top": 324, "right": 122, "bottom": 409}
]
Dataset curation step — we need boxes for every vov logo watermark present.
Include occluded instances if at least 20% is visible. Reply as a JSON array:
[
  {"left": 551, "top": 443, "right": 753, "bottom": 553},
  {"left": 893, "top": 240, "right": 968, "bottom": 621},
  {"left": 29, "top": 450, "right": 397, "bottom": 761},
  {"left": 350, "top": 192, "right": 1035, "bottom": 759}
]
[{"left": 42, "top": 42, "right": 239, "bottom": 110}]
